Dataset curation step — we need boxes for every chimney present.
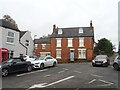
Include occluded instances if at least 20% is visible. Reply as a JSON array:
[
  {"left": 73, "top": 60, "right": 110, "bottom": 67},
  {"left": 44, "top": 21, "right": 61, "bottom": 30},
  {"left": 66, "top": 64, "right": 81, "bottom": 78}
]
[
  {"left": 53, "top": 24, "right": 56, "bottom": 33},
  {"left": 90, "top": 20, "right": 93, "bottom": 27}
]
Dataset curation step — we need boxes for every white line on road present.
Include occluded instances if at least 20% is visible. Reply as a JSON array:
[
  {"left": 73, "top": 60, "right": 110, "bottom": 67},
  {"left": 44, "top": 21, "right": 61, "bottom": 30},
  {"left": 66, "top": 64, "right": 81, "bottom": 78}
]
[
  {"left": 91, "top": 74, "right": 103, "bottom": 78},
  {"left": 97, "top": 79, "right": 114, "bottom": 86},
  {"left": 62, "top": 68, "right": 69, "bottom": 70},
  {"left": 74, "top": 70, "right": 82, "bottom": 74},
  {"left": 44, "top": 74, "right": 51, "bottom": 77},
  {"left": 88, "top": 79, "right": 96, "bottom": 84},
  {"left": 17, "top": 69, "right": 48, "bottom": 77},
  {"left": 29, "top": 76, "right": 75, "bottom": 88},
  {"left": 58, "top": 71, "right": 65, "bottom": 74}
]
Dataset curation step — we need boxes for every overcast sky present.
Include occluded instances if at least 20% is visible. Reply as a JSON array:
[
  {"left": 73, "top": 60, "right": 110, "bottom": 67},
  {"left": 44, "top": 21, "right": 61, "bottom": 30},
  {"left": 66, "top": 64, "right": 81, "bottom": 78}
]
[{"left": 0, "top": 0, "right": 119, "bottom": 51}]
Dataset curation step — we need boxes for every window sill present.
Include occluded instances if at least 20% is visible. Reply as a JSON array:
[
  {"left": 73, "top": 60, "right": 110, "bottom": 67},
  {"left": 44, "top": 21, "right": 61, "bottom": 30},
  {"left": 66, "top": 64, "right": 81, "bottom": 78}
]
[{"left": 6, "top": 42, "right": 15, "bottom": 45}]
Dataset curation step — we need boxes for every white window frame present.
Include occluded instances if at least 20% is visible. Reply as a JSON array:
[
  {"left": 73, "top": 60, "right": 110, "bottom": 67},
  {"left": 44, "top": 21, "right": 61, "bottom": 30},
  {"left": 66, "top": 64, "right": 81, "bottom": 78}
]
[
  {"left": 78, "top": 49, "right": 86, "bottom": 59},
  {"left": 58, "top": 28, "right": 62, "bottom": 34},
  {"left": 79, "top": 38, "right": 84, "bottom": 47},
  {"left": 6, "top": 31, "right": 14, "bottom": 44},
  {"left": 56, "top": 49, "right": 61, "bottom": 59},
  {"left": 42, "top": 44, "right": 46, "bottom": 49},
  {"left": 79, "top": 28, "right": 83, "bottom": 33},
  {"left": 68, "top": 38, "right": 73, "bottom": 47},
  {"left": 56, "top": 38, "right": 61, "bottom": 47},
  {"left": 35, "top": 44, "right": 38, "bottom": 49}
]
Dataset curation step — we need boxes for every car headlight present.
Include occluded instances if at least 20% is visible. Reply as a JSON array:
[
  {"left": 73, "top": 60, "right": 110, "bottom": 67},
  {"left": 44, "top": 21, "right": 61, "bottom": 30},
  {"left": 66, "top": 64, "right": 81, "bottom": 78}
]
[
  {"left": 103, "top": 60, "right": 107, "bottom": 63},
  {"left": 92, "top": 60, "right": 95, "bottom": 63},
  {"left": 0, "top": 65, "right": 1, "bottom": 68}
]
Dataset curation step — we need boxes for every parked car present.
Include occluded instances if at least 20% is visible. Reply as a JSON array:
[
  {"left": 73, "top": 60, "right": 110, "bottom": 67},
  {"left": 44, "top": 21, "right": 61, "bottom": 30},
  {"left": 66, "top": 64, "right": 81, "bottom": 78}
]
[
  {"left": 113, "top": 55, "right": 120, "bottom": 71},
  {"left": 92, "top": 55, "right": 110, "bottom": 67},
  {"left": 23, "top": 55, "right": 36, "bottom": 61},
  {"left": 1, "top": 58, "right": 33, "bottom": 77},
  {"left": 31, "top": 55, "right": 57, "bottom": 69}
]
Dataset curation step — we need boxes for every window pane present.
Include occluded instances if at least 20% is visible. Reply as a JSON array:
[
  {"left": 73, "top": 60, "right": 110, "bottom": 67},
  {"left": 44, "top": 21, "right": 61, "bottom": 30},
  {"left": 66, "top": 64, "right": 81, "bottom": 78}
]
[
  {"left": 7, "top": 37, "right": 14, "bottom": 43},
  {"left": 8, "top": 32, "right": 14, "bottom": 37},
  {"left": 57, "top": 39, "right": 61, "bottom": 47}
]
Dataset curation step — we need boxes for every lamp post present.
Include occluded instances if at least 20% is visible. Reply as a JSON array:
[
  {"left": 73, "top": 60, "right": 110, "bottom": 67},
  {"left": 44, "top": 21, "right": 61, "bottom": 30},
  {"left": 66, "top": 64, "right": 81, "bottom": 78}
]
[{"left": 34, "top": 35, "right": 37, "bottom": 56}]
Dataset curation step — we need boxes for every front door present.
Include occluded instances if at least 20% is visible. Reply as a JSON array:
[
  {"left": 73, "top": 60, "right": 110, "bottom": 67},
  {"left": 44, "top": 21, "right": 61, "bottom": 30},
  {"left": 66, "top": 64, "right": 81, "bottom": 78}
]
[{"left": 70, "top": 50, "right": 74, "bottom": 61}]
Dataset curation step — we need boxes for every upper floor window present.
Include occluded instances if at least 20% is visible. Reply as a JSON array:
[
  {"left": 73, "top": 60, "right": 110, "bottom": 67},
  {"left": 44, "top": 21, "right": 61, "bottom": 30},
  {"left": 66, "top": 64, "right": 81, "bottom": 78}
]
[
  {"left": 42, "top": 44, "right": 46, "bottom": 49},
  {"left": 56, "top": 38, "right": 61, "bottom": 47},
  {"left": 68, "top": 38, "right": 73, "bottom": 47},
  {"left": 58, "top": 29, "right": 62, "bottom": 34},
  {"left": 79, "top": 28, "right": 83, "bottom": 33},
  {"left": 35, "top": 44, "right": 38, "bottom": 49},
  {"left": 79, "top": 38, "right": 84, "bottom": 47},
  {"left": 7, "top": 31, "right": 14, "bottom": 43}
]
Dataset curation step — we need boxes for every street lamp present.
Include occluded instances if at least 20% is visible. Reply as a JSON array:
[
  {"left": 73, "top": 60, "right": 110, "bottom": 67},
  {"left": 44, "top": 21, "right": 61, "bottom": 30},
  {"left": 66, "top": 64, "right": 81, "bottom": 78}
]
[{"left": 34, "top": 35, "right": 37, "bottom": 56}]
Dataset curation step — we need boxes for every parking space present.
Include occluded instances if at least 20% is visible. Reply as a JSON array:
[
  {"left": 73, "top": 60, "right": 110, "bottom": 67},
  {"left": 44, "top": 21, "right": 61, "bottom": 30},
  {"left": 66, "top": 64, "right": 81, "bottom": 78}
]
[{"left": 2, "top": 62, "right": 119, "bottom": 89}]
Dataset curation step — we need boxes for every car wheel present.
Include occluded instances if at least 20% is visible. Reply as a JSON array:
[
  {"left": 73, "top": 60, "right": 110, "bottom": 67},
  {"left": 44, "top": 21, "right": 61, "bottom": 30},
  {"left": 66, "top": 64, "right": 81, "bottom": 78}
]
[
  {"left": 27, "top": 66, "right": 32, "bottom": 72},
  {"left": 40, "top": 63, "right": 44, "bottom": 69},
  {"left": 53, "top": 62, "right": 56, "bottom": 67},
  {"left": 113, "top": 64, "right": 119, "bottom": 71},
  {"left": 92, "top": 63, "right": 95, "bottom": 67},
  {"left": 2, "top": 69, "right": 8, "bottom": 77}
]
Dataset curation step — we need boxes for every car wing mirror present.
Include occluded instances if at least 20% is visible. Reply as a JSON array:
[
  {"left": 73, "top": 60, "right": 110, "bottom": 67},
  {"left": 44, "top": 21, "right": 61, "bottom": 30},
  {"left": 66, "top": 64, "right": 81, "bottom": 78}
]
[{"left": 12, "top": 62, "right": 17, "bottom": 65}]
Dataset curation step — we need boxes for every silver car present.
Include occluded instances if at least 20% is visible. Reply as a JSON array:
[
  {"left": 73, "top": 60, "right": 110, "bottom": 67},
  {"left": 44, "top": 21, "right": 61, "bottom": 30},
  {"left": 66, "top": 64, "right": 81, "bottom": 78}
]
[{"left": 113, "top": 55, "right": 120, "bottom": 71}]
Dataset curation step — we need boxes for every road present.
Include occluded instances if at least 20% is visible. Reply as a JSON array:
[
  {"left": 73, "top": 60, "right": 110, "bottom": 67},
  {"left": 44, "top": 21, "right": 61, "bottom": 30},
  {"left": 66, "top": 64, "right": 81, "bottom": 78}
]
[{"left": 2, "top": 58, "right": 120, "bottom": 90}]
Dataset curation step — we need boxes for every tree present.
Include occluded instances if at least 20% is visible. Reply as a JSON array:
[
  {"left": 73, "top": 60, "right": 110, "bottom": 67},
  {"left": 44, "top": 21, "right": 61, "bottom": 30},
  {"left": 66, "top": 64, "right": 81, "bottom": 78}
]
[
  {"left": 2, "top": 15, "right": 18, "bottom": 28},
  {"left": 94, "top": 38, "right": 114, "bottom": 56}
]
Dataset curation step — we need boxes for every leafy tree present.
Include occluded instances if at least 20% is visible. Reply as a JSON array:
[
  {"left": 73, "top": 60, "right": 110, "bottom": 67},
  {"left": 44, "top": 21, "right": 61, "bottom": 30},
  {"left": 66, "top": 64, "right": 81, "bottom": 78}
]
[
  {"left": 2, "top": 15, "right": 18, "bottom": 28},
  {"left": 94, "top": 38, "right": 114, "bottom": 56}
]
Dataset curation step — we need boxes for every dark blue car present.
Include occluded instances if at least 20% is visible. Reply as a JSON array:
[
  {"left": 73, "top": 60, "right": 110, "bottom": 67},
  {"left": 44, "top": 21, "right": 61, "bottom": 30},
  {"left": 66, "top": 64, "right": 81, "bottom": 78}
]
[{"left": 1, "top": 58, "right": 33, "bottom": 76}]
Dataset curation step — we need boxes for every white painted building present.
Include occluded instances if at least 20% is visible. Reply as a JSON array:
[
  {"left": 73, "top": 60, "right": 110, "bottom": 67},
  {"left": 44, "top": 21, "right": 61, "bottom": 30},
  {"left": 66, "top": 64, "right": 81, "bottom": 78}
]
[{"left": 0, "top": 19, "right": 34, "bottom": 62}]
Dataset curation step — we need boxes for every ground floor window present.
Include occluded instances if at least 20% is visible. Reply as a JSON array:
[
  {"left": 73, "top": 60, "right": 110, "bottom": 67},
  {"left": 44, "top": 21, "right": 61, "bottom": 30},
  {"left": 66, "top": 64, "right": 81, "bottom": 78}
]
[
  {"left": 56, "top": 49, "right": 61, "bottom": 59},
  {"left": 40, "top": 52, "right": 50, "bottom": 57},
  {"left": 78, "top": 49, "right": 86, "bottom": 59}
]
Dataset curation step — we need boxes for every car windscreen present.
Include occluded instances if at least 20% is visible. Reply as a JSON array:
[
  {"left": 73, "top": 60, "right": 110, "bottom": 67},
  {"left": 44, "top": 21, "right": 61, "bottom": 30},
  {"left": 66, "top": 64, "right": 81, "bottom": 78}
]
[
  {"left": 35, "top": 56, "right": 45, "bottom": 60},
  {"left": 95, "top": 56, "right": 106, "bottom": 60},
  {"left": 7, "top": 59, "right": 14, "bottom": 63}
]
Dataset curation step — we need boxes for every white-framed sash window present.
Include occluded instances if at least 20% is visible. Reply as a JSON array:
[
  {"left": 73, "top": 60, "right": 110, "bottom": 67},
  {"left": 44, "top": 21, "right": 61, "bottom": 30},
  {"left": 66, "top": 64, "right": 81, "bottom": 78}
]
[
  {"left": 56, "top": 49, "right": 61, "bottom": 59},
  {"left": 79, "top": 38, "right": 84, "bottom": 47},
  {"left": 68, "top": 38, "right": 73, "bottom": 47},
  {"left": 56, "top": 38, "right": 61, "bottom": 47},
  {"left": 78, "top": 49, "right": 86, "bottom": 59}
]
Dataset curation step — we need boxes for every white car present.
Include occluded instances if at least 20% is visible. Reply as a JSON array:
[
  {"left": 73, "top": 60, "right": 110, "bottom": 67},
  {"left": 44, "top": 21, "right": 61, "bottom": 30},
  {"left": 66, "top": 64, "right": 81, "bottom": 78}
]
[
  {"left": 31, "top": 55, "right": 57, "bottom": 69},
  {"left": 23, "top": 55, "right": 36, "bottom": 61}
]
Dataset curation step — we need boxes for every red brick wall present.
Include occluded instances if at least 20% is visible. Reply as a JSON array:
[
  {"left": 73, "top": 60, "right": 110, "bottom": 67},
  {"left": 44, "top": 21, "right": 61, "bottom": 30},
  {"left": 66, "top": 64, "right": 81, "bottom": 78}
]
[
  {"left": 35, "top": 44, "right": 51, "bottom": 56},
  {"left": 50, "top": 37, "right": 94, "bottom": 63}
]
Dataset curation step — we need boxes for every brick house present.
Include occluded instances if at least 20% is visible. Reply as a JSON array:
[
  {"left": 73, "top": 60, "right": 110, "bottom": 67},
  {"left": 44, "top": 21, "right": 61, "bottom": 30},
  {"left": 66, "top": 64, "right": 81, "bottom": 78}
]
[
  {"left": 34, "top": 37, "right": 51, "bottom": 56},
  {"left": 34, "top": 21, "right": 94, "bottom": 63}
]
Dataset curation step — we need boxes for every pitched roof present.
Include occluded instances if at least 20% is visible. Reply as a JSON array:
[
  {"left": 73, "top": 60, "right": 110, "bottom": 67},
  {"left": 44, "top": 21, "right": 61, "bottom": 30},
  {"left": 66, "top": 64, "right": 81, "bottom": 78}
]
[
  {"left": 0, "top": 19, "right": 20, "bottom": 32},
  {"left": 34, "top": 37, "right": 51, "bottom": 44},
  {"left": 20, "top": 31, "right": 27, "bottom": 38},
  {"left": 50, "top": 27, "right": 94, "bottom": 38}
]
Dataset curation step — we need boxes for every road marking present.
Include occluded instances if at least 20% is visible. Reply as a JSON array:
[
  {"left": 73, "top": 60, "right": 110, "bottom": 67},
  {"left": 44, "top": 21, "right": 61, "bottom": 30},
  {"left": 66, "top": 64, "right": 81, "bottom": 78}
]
[
  {"left": 17, "top": 69, "right": 48, "bottom": 77},
  {"left": 88, "top": 79, "right": 96, "bottom": 84},
  {"left": 74, "top": 70, "right": 82, "bottom": 74},
  {"left": 44, "top": 74, "right": 51, "bottom": 77},
  {"left": 58, "top": 71, "right": 65, "bottom": 73},
  {"left": 63, "top": 68, "right": 69, "bottom": 70},
  {"left": 29, "top": 76, "right": 75, "bottom": 88},
  {"left": 91, "top": 74, "right": 103, "bottom": 78},
  {"left": 97, "top": 79, "right": 114, "bottom": 86}
]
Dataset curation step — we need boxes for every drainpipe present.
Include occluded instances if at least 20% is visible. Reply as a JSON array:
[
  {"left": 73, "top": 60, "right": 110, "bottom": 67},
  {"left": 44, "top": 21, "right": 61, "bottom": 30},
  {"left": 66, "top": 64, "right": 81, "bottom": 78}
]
[{"left": 19, "top": 40, "right": 28, "bottom": 55}]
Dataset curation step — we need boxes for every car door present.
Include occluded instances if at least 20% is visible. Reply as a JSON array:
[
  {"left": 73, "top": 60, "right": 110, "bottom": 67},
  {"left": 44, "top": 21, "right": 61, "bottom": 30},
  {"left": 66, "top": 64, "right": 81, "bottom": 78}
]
[
  {"left": 10, "top": 59, "right": 27, "bottom": 72},
  {"left": 44, "top": 57, "right": 52, "bottom": 67}
]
